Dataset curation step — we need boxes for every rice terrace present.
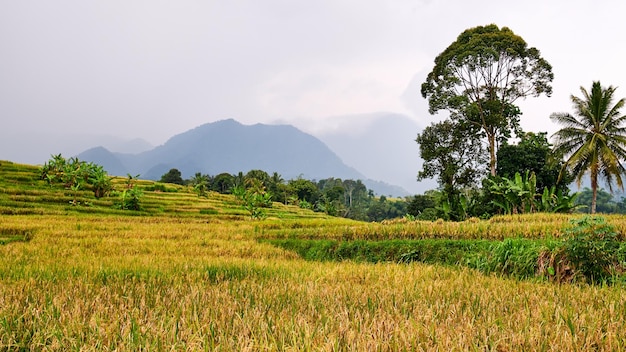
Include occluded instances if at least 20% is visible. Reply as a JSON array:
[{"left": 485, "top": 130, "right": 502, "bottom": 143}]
[{"left": 0, "top": 159, "right": 625, "bottom": 351}]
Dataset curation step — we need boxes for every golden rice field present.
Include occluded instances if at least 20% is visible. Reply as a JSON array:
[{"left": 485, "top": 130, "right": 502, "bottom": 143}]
[{"left": 1, "top": 161, "right": 626, "bottom": 351}]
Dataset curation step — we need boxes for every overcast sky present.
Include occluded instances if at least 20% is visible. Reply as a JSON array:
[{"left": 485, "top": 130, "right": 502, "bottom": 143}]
[{"left": 2, "top": 0, "right": 626, "bottom": 163}]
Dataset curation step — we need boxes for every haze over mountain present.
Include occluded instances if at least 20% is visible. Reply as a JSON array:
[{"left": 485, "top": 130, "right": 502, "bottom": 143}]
[
  {"left": 77, "top": 119, "right": 410, "bottom": 196},
  {"left": 0, "top": 133, "right": 153, "bottom": 164},
  {"left": 314, "top": 112, "right": 435, "bottom": 195}
]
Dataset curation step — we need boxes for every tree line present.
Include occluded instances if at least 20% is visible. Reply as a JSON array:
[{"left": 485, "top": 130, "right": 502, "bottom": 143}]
[{"left": 160, "top": 168, "right": 409, "bottom": 221}]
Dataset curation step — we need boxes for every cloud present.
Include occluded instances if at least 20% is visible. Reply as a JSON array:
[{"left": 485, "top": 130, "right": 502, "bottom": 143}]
[
  {"left": 256, "top": 57, "right": 425, "bottom": 132},
  {"left": 2, "top": 0, "right": 626, "bottom": 164}
]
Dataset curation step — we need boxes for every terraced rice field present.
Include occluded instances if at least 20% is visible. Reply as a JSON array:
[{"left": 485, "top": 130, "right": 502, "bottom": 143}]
[{"left": 1, "top": 161, "right": 625, "bottom": 350}]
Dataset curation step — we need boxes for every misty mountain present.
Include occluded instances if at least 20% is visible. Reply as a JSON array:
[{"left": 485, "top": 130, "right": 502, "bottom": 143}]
[
  {"left": 77, "top": 119, "right": 409, "bottom": 196},
  {"left": 78, "top": 146, "right": 129, "bottom": 177},
  {"left": 0, "top": 132, "right": 153, "bottom": 166},
  {"left": 314, "top": 112, "right": 436, "bottom": 195},
  {"left": 107, "top": 138, "right": 154, "bottom": 154}
]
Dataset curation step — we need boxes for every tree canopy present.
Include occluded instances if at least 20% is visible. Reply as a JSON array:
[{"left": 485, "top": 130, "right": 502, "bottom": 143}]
[
  {"left": 416, "top": 119, "right": 485, "bottom": 194},
  {"left": 551, "top": 81, "right": 626, "bottom": 213},
  {"left": 496, "top": 132, "right": 570, "bottom": 194},
  {"left": 159, "top": 168, "right": 184, "bottom": 185},
  {"left": 421, "top": 24, "right": 553, "bottom": 176}
]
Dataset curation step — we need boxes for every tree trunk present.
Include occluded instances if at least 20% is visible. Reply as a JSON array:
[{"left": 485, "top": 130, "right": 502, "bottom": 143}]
[
  {"left": 488, "top": 133, "right": 497, "bottom": 176},
  {"left": 590, "top": 168, "right": 598, "bottom": 214}
]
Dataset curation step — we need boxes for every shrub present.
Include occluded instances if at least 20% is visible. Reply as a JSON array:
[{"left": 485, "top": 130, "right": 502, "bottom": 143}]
[
  {"left": 200, "top": 208, "right": 218, "bottom": 215},
  {"left": 114, "top": 174, "right": 144, "bottom": 211},
  {"left": 560, "top": 216, "right": 622, "bottom": 283},
  {"left": 232, "top": 185, "right": 272, "bottom": 220},
  {"left": 144, "top": 183, "right": 176, "bottom": 193},
  {"left": 115, "top": 187, "right": 143, "bottom": 211},
  {"left": 40, "top": 154, "right": 112, "bottom": 199},
  {"left": 417, "top": 208, "right": 439, "bottom": 221}
]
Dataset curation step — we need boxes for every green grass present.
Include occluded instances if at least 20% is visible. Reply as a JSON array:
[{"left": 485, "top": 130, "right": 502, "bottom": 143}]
[{"left": 263, "top": 237, "right": 555, "bottom": 280}]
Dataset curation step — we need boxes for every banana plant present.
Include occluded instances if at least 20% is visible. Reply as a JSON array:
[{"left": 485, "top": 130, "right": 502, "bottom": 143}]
[
  {"left": 488, "top": 171, "right": 538, "bottom": 214},
  {"left": 553, "top": 191, "right": 582, "bottom": 213},
  {"left": 190, "top": 172, "right": 210, "bottom": 197},
  {"left": 537, "top": 186, "right": 582, "bottom": 213},
  {"left": 88, "top": 165, "right": 113, "bottom": 198},
  {"left": 435, "top": 192, "right": 472, "bottom": 221},
  {"left": 40, "top": 153, "right": 67, "bottom": 184}
]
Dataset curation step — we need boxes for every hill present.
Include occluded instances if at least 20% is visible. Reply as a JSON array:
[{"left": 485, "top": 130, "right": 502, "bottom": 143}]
[
  {"left": 0, "top": 160, "right": 330, "bottom": 220},
  {"left": 77, "top": 119, "right": 408, "bottom": 196}
]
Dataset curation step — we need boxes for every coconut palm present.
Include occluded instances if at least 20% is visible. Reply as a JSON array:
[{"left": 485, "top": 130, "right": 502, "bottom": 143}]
[{"left": 550, "top": 81, "right": 626, "bottom": 213}]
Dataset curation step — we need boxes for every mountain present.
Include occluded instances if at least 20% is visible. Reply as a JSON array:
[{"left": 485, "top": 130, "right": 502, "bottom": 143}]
[
  {"left": 314, "top": 112, "right": 436, "bottom": 195},
  {"left": 78, "top": 146, "right": 129, "bottom": 177},
  {"left": 77, "top": 119, "right": 409, "bottom": 195}
]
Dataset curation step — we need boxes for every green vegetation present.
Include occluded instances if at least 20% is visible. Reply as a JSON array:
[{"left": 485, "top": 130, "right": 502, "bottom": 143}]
[
  {"left": 2, "top": 160, "right": 626, "bottom": 350},
  {"left": 114, "top": 174, "right": 144, "bottom": 211},
  {"left": 0, "top": 226, "right": 34, "bottom": 245},
  {"left": 264, "top": 217, "right": 626, "bottom": 284},
  {"left": 560, "top": 216, "right": 623, "bottom": 283},
  {"left": 497, "top": 132, "right": 570, "bottom": 194},
  {"left": 416, "top": 27, "right": 626, "bottom": 222},
  {"left": 154, "top": 167, "right": 407, "bottom": 222},
  {"left": 40, "top": 154, "right": 113, "bottom": 203},
  {"left": 232, "top": 182, "right": 272, "bottom": 220},
  {"left": 551, "top": 81, "right": 626, "bottom": 214},
  {"left": 415, "top": 119, "right": 485, "bottom": 220},
  {"left": 159, "top": 168, "right": 185, "bottom": 185},
  {"left": 421, "top": 24, "right": 553, "bottom": 177}
]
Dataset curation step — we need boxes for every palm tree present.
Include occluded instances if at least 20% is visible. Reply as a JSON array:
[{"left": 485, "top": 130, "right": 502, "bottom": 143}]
[{"left": 550, "top": 81, "right": 626, "bottom": 213}]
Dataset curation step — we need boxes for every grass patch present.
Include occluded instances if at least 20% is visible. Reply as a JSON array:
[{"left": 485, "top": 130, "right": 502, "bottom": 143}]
[
  {"left": 264, "top": 238, "right": 556, "bottom": 280},
  {"left": 199, "top": 208, "right": 219, "bottom": 215},
  {"left": 264, "top": 238, "right": 493, "bottom": 264},
  {"left": 0, "top": 227, "right": 35, "bottom": 245}
]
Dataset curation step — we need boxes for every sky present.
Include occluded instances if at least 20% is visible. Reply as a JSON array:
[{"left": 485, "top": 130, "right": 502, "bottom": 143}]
[{"left": 2, "top": 0, "right": 626, "bottom": 188}]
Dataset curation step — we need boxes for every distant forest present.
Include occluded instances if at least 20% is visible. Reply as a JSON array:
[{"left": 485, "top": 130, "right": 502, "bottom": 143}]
[{"left": 159, "top": 168, "right": 411, "bottom": 222}]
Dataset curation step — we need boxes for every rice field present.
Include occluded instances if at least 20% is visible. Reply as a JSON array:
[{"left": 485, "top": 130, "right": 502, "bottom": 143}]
[{"left": 1, "top": 161, "right": 626, "bottom": 350}]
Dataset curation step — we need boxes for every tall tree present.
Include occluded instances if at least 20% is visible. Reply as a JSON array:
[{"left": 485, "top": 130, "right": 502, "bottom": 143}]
[
  {"left": 551, "top": 81, "right": 626, "bottom": 214},
  {"left": 421, "top": 24, "right": 553, "bottom": 176},
  {"left": 416, "top": 120, "right": 485, "bottom": 194},
  {"left": 245, "top": 170, "right": 270, "bottom": 190}
]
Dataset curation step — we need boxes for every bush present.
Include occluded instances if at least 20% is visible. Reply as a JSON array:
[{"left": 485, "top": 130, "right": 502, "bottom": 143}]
[
  {"left": 200, "top": 208, "right": 218, "bottom": 215},
  {"left": 417, "top": 208, "right": 439, "bottom": 221},
  {"left": 115, "top": 187, "right": 143, "bottom": 211},
  {"left": 40, "top": 154, "right": 112, "bottom": 200},
  {"left": 114, "top": 174, "right": 144, "bottom": 211},
  {"left": 233, "top": 185, "right": 272, "bottom": 219},
  {"left": 560, "top": 216, "right": 622, "bottom": 283}
]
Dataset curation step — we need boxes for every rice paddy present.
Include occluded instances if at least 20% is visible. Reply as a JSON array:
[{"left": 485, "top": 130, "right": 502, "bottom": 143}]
[{"left": 1, "top": 160, "right": 625, "bottom": 351}]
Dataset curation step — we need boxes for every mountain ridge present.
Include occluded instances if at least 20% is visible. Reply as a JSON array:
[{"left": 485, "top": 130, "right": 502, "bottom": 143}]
[{"left": 77, "top": 119, "right": 410, "bottom": 196}]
